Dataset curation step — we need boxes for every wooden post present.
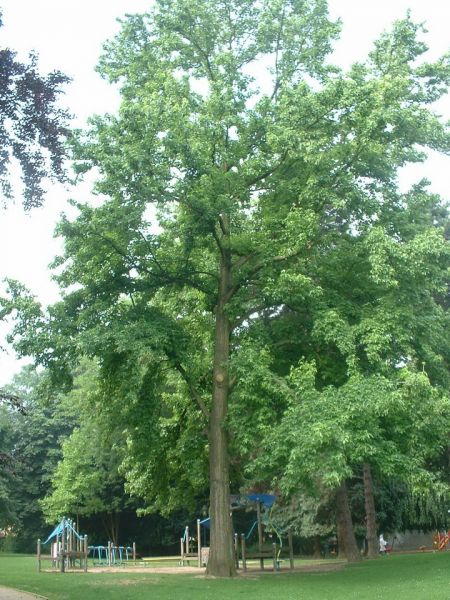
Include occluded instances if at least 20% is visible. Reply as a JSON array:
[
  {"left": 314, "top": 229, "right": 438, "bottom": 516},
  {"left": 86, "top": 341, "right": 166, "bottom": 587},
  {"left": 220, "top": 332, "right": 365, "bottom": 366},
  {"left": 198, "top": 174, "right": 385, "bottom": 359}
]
[
  {"left": 133, "top": 542, "right": 136, "bottom": 565},
  {"left": 55, "top": 532, "right": 60, "bottom": 569},
  {"left": 272, "top": 542, "right": 277, "bottom": 571},
  {"left": 69, "top": 520, "right": 73, "bottom": 567},
  {"left": 197, "top": 519, "right": 201, "bottom": 568},
  {"left": 108, "top": 541, "right": 112, "bottom": 566},
  {"left": 180, "top": 537, "right": 184, "bottom": 566},
  {"left": 185, "top": 526, "right": 190, "bottom": 556},
  {"left": 257, "top": 501, "right": 264, "bottom": 569},
  {"left": 37, "top": 539, "right": 41, "bottom": 572},
  {"left": 60, "top": 519, "right": 66, "bottom": 573},
  {"left": 288, "top": 528, "right": 294, "bottom": 569},
  {"left": 241, "top": 534, "right": 246, "bottom": 572},
  {"left": 84, "top": 535, "right": 88, "bottom": 572},
  {"left": 234, "top": 533, "right": 239, "bottom": 569}
]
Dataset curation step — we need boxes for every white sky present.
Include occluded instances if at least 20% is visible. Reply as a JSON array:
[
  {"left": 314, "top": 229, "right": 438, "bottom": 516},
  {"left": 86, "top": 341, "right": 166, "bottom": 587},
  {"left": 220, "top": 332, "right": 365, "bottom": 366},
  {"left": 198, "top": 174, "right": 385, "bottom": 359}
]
[{"left": 0, "top": 0, "right": 449, "bottom": 385}]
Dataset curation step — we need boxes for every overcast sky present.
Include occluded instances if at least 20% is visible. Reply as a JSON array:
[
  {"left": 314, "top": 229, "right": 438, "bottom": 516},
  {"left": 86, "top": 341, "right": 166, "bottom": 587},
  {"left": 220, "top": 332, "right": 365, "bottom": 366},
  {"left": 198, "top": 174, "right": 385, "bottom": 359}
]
[{"left": 1, "top": 0, "right": 449, "bottom": 385}]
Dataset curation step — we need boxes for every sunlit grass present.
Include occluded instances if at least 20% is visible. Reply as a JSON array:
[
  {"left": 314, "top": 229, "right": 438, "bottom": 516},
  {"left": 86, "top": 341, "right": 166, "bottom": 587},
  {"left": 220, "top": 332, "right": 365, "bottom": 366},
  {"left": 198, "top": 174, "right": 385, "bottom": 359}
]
[{"left": 0, "top": 552, "right": 448, "bottom": 599}]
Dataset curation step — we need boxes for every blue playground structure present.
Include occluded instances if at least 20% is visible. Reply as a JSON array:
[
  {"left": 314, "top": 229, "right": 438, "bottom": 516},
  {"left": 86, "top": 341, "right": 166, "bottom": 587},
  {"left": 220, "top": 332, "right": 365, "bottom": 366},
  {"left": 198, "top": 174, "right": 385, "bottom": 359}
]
[
  {"left": 232, "top": 494, "right": 294, "bottom": 571},
  {"left": 179, "top": 494, "right": 294, "bottom": 571},
  {"left": 88, "top": 542, "right": 136, "bottom": 565},
  {"left": 37, "top": 517, "right": 88, "bottom": 572}
]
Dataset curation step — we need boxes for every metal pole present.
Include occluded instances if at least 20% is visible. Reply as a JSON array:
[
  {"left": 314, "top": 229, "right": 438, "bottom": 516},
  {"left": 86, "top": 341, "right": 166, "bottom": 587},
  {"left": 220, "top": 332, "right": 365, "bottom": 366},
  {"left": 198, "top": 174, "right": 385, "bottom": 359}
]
[
  {"left": 37, "top": 539, "right": 41, "bottom": 572},
  {"left": 241, "top": 534, "right": 247, "bottom": 572}
]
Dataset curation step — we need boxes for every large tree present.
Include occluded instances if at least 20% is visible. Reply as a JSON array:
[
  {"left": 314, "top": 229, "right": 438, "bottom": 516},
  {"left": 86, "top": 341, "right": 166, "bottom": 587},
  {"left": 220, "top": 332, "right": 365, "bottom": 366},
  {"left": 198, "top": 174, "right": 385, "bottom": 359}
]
[{"left": 2, "top": 0, "right": 450, "bottom": 576}]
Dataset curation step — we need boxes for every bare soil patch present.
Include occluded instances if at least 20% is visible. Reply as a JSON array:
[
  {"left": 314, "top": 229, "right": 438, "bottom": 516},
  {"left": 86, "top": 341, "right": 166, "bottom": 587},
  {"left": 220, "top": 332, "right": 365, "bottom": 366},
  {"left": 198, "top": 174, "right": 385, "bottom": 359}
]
[{"left": 78, "top": 560, "right": 345, "bottom": 576}]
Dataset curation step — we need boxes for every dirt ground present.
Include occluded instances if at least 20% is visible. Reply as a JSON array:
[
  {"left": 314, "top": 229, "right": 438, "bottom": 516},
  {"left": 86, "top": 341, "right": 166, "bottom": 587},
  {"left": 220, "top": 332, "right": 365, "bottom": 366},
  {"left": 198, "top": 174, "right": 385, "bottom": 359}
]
[{"left": 60, "top": 561, "right": 345, "bottom": 576}]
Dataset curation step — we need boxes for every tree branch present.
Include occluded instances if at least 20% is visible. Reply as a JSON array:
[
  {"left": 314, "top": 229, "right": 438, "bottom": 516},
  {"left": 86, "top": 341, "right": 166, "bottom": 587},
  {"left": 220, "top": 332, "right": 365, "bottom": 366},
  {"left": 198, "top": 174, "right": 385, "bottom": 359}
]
[
  {"left": 244, "top": 150, "right": 288, "bottom": 189},
  {"left": 270, "top": 3, "right": 286, "bottom": 102},
  {"left": 0, "top": 390, "right": 26, "bottom": 414},
  {"left": 231, "top": 251, "right": 257, "bottom": 272},
  {"left": 174, "top": 362, "right": 210, "bottom": 422},
  {"left": 226, "top": 247, "right": 306, "bottom": 304}
]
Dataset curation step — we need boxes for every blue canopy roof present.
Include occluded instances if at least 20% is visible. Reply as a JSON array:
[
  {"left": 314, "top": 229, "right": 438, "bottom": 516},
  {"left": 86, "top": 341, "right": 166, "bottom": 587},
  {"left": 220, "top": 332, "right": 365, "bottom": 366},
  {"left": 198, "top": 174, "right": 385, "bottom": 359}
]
[{"left": 246, "top": 494, "right": 276, "bottom": 508}]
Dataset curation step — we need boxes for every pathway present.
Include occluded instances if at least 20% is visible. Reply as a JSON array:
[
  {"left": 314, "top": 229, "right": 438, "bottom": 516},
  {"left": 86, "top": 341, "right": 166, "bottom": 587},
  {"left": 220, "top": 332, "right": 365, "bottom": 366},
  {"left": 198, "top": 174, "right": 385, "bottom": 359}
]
[{"left": 0, "top": 586, "right": 46, "bottom": 599}]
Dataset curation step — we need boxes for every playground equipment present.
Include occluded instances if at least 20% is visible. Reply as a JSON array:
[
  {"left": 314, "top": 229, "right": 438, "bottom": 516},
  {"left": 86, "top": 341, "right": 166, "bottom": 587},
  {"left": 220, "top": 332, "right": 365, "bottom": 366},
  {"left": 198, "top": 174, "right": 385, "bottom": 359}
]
[
  {"left": 179, "top": 494, "right": 294, "bottom": 571},
  {"left": 37, "top": 518, "right": 88, "bottom": 572},
  {"left": 180, "top": 518, "right": 210, "bottom": 567},
  {"left": 432, "top": 530, "right": 450, "bottom": 551},
  {"left": 89, "top": 542, "right": 136, "bottom": 565},
  {"left": 38, "top": 518, "right": 137, "bottom": 572},
  {"left": 232, "top": 494, "right": 294, "bottom": 571}
]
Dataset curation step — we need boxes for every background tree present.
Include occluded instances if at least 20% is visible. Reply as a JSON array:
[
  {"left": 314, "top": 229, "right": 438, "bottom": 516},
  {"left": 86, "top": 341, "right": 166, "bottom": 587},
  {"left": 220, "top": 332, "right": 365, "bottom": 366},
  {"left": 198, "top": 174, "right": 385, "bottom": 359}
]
[
  {"left": 41, "top": 359, "right": 139, "bottom": 545},
  {"left": 0, "top": 9, "right": 70, "bottom": 209},
  {"left": 245, "top": 366, "right": 450, "bottom": 560},
  {"left": 0, "top": 366, "right": 76, "bottom": 551}
]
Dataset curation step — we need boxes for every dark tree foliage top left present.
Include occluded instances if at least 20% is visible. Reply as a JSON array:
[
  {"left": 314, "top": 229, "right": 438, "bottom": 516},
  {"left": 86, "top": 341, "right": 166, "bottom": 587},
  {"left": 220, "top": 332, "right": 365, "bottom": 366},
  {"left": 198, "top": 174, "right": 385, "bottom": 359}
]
[{"left": 0, "top": 11, "right": 70, "bottom": 209}]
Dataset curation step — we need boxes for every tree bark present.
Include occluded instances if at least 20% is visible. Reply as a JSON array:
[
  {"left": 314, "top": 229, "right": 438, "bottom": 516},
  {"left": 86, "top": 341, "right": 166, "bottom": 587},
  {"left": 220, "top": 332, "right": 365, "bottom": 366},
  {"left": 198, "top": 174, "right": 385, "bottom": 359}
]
[
  {"left": 363, "top": 462, "right": 378, "bottom": 559},
  {"left": 206, "top": 244, "right": 236, "bottom": 577},
  {"left": 337, "top": 521, "right": 346, "bottom": 559},
  {"left": 313, "top": 535, "right": 321, "bottom": 559},
  {"left": 335, "top": 481, "right": 361, "bottom": 563},
  {"left": 101, "top": 512, "right": 120, "bottom": 546}
]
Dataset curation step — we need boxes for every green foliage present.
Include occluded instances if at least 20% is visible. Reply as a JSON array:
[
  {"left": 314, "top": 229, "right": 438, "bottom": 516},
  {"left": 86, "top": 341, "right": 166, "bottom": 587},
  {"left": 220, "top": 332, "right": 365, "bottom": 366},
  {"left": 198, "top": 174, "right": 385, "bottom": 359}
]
[
  {"left": 0, "top": 366, "right": 76, "bottom": 551},
  {"left": 0, "top": 12, "right": 70, "bottom": 209},
  {"left": 249, "top": 365, "right": 450, "bottom": 500}
]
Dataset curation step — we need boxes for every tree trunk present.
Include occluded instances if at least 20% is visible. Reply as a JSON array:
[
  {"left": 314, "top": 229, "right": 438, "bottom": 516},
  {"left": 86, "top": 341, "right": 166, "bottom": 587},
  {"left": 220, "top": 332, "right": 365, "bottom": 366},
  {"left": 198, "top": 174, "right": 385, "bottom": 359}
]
[
  {"left": 337, "top": 521, "right": 346, "bottom": 559},
  {"left": 335, "top": 481, "right": 361, "bottom": 563},
  {"left": 101, "top": 512, "right": 120, "bottom": 546},
  {"left": 206, "top": 245, "right": 236, "bottom": 577},
  {"left": 363, "top": 462, "right": 378, "bottom": 559},
  {"left": 313, "top": 535, "right": 321, "bottom": 559}
]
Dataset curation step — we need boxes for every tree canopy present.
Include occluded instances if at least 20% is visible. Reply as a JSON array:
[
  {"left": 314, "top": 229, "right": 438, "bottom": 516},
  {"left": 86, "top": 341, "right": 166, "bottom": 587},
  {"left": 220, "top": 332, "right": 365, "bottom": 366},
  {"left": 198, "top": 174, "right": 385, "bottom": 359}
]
[{"left": 0, "top": 10, "right": 70, "bottom": 209}]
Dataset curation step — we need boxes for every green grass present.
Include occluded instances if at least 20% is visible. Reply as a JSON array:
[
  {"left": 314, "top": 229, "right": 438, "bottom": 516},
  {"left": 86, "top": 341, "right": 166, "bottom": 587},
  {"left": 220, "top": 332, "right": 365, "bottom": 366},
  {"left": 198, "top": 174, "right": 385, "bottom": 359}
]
[{"left": 1, "top": 552, "right": 450, "bottom": 599}]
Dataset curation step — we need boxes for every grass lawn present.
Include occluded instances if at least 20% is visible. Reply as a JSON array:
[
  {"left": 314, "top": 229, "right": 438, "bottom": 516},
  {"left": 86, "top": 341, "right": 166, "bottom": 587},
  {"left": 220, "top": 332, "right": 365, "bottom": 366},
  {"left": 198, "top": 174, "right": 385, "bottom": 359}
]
[{"left": 0, "top": 552, "right": 450, "bottom": 600}]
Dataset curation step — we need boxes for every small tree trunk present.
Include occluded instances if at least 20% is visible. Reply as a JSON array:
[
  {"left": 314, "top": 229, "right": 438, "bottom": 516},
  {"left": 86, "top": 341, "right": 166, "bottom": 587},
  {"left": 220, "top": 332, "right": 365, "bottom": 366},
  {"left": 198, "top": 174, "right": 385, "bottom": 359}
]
[
  {"left": 335, "top": 481, "right": 361, "bottom": 563},
  {"left": 313, "top": 535, "right": 321, "bottom": 559},
  {"left": 113, "top": 512, "right": 120, "bottom": 546},
  {"left": 206, "top": 245, "right": 236, "bottom": 577},
  {"left": 363, "top": 462, "right": 378, "bottom": 559}
]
